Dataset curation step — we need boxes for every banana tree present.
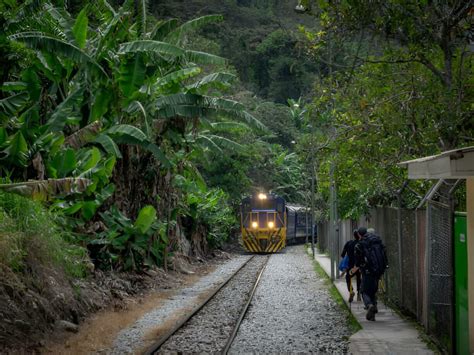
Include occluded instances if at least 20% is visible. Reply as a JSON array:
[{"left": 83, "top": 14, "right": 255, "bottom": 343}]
[{"left": 2, "top": 0, "right": 264, "bottom": 268}]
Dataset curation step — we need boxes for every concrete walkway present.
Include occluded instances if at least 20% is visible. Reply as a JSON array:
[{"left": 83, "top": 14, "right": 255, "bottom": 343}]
[{"left": 313, "top": 249, "right": 434, "bottom": 354}]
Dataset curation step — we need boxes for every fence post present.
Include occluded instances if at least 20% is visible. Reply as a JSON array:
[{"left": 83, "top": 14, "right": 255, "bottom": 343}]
[{"left": 397, "top": 191, "right": 404, "bottom": 307}]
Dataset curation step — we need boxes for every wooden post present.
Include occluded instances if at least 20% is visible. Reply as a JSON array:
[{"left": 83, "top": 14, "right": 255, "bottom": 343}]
[{"left": 467, "top": 178, "right": 474, "bottom": 352}]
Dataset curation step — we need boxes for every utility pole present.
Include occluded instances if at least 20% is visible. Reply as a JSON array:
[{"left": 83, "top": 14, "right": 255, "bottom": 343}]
[
  {"left": 327, "top": 30, "right": 338, "bottom": 281},
  {"left": 329, "top": 161, "right": 335, "bottom": 280},
  {"left": 310, "top": 149, "right": 315, "bottom": 257}
]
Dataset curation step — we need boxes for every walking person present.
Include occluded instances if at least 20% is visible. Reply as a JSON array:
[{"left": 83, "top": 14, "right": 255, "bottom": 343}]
[
  {"left": 352, "top": 227, "right": 388, "bottom": 321},
  {"left": 340, "top": 229, "right": 362, "bottom": 303}
]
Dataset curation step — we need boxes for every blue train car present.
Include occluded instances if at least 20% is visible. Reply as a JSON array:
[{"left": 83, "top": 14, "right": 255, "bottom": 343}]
[{"left": 286, "top": 205, "right": 315, "bottom": 245}]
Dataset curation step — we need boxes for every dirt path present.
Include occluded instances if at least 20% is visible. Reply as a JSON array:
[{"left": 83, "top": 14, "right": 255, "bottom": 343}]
[{"left": 41, "top": 266, "right": 214, "bottom": 354}]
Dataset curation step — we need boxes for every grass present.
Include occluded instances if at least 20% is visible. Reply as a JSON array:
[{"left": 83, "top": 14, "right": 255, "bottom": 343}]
[
  {"left": 305, "top": 245, "right": 362, "bottom": 333},
  {"left": 0, "top": 191, "right": 88, "bottom": 278}
]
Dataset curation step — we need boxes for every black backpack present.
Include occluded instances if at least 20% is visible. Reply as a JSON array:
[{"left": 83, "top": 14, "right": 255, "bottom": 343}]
[{"left": 361, "top": 234, "right": 388, "bottom": 276}]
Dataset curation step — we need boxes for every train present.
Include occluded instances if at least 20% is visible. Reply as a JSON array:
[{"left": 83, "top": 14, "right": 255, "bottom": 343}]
[{"left": 240, "top": 193, "right": 315, "bottom": 253}]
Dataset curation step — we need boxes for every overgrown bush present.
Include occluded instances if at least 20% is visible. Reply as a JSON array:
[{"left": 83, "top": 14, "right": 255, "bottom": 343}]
[{"left": 0, "top": 191, "right": 88, "bottom": 278}]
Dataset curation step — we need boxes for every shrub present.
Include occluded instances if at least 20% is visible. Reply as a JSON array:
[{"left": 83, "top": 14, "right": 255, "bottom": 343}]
[{"left": 0, "top": 191, "right": 88, "bottom": 278}]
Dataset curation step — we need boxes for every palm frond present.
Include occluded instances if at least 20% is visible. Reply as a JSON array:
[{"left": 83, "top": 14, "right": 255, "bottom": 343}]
[
  {"left": 206, "top": 97, "right": 245, "bottom": 111},
  {"left": 136, "top": 0, "right": 148, "bottom": 38},
  {"left": 10, "top": 32, "right": 108, "bottom": 77},
  {"left": 185, "top": 50, "right": 226, "bottom": 65},
  {"left": 155, "top": 93, "right": 201, "bottom": 107},
  {"left": 166, "top": 15, "right": 223, "bottom": 44},
  {"left": 44, "top": 4, "right": 74, "bottom": 41},
  {"left": 156, "top": 67, "right": 202, "bottom": 90},
  {"left": 94, "top": 3, "right": 127, "bottom": 56},
  {"left": 106, "top": 124, "right": 147, "bottom": 142},
  {"left": 0, "top": 92, "right": 29, "bottom": 118},
  {"left": 105, "top": 124, "right": 170, "bottom": 167},
  {"left": 72, "top": 8, "right": 88, "bottom": 49},
  {"left": 48, "top": 87, "right": 84, "bottom": 132},
  {"left": 119, "top": 40, "right": 185, "bottom": 57},
  {"left": 93, "top": 133, "right": 122, "bottom": 158},
  {"left": 156, "top": 94, "right": 241, "bottom": 110},
  {"left": 92, "top": 0, "right": 116, "bottom": 21},
  {"left": 187, "top": 72, "right": 235, "bottom": 92},
  {"left": 157, "top": 104, "right": 267, "bottom": 132},
  {"left": 195, "top": 135, "right": 222, "bottom": 153},
  {"left": 236, "top": 110, "right": 267, "bottom": 132},
  {"left": 151, "top": 19, "right": 179, "bottom": 40},
  {"left": 210, "top": 121, "right": 249, "bottom": 130},
  {"left": 155, "top": 94, "right": 266, "bottom": 131},
  {"left": 0, "top": 82, "right": 29, "bottom": 92},
  {"left": 119, "top": 54, "right": 146, "bottom": 97},
  {"left": 0, "top": 178, "right": 92, "bottom": 200},
  {"left": 126, "top": 100, "right": 151, "bottom": 138},
  {"left": 64, "top": 121, "right": 102, "bottom": 148},
  {"left": 207, "top": 134, "right": 244, "bottom": 152},
  {"left": 0, "top": 131, "right": 29, "bottom": 167}
]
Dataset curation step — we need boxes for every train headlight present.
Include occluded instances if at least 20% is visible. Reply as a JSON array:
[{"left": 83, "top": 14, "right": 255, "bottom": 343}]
[
  {"left": 252, "top": 221, "right": 258, "bottom": 228},
  {"left": 268, "top": 221, "right": 275, "bottom": 229},
  {"left": 258, "top": 193, "right": 267, "bottom": 200}
]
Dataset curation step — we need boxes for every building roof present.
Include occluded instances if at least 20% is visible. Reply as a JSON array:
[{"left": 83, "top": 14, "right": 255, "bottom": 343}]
[
  {"left": 398, "top": 146, "right": 474, "bottom": 179},
  {"left": 286, "top": 204, "right": 309, "bottom": 212}
]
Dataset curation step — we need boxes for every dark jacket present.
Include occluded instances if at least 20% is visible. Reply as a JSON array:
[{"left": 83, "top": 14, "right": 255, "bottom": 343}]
[
  {"left": 341, "top": 240, "right": 358, "bottom": 269},
  {"left": 354, "top": 233, "right": 388, "bottom": 275}
]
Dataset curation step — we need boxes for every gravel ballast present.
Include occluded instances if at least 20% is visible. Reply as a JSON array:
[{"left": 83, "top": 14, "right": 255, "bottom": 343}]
[
  {"left": 111, "top": 255, "right": 250, "bottom": 354},
  {"left": 229, "top": 246, "right": 352, "bottom": 353},
  {"left": 158, "top": 255, "right": 268, "bottom": 353}
]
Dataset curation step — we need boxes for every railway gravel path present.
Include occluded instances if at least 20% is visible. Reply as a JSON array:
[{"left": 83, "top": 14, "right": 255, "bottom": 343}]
[
  {"left": 111, "top": 255, "right": 250, "bottom": 354},
  {"left": 229, "top": 245, "right": 352, "bottom": 353},
  {"left": 158, "top": 255, "right": 268, "bottom": 353}
]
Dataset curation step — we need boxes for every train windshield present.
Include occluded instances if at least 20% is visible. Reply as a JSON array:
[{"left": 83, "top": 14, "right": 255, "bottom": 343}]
[{"left": 252, "top": 198, "right": 275, "bottom": 210}]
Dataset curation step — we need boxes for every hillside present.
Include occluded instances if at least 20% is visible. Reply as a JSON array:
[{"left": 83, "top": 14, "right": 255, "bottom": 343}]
[{"left": 150, "top": 0, "right": 318, "bottom": 103}]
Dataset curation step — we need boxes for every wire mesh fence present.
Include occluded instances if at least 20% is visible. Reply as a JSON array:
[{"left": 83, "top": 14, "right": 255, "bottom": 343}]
[{"left": 427, "top": 200, "right": 453, "bottom": 352}]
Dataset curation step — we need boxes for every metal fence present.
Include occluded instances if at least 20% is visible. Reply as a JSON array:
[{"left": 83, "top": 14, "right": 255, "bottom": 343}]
[
  {"left": 427, "top": 200, "right": 454, "bottom": 351},
  {"left": 316, "top": 179, "right": 460, "bottom": 353}
]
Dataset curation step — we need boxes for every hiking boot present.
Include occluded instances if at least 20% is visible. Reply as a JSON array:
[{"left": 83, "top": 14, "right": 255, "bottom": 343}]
[
  {"left": 357, "top": 292, "right": 361, "bottom": 302},
  {"left": 348, "top": 292, "right": 355, "bottom": 303},
  {"left": 366, "top": 304, "right": 376, "bottom": 321}
]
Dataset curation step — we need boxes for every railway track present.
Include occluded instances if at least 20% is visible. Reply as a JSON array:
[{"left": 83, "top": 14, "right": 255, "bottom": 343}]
[{"left": 144, "top": 255, "right": 269, "bottom": 354}]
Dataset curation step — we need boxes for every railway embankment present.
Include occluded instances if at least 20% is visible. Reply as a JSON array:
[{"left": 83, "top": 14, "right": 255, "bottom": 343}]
[{"left": 40, "top": 246, "right": 357, "bottom": 353}]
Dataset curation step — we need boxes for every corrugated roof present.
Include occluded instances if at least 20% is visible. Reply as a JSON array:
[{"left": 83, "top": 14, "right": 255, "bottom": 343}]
[
  {"left": 286, "top": 204, "right": 309, "bottom": 212},
  {"left": 398, "top": 146, "right": 474, "bottom": 166}
]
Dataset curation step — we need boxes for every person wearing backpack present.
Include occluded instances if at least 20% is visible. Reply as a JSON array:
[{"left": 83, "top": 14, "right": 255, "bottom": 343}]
[
  {"left": 341, "top": 229, "right": 361, "bottom": 303},
  {"left": 353, "top": 226, "right": 388, "bottom": 321}
]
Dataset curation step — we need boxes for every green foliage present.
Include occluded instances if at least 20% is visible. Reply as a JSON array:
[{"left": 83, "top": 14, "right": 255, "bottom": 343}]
[
  {"left": 174, "top": 173, "right": 235, "bottom": 248},
  {"left": 0, "top": 190, "right": 88, "bottom": 277},
  {"left": 1, "top": 1, "right": 262, "bottom": 274},
  {"left": 298, "top": 0, "right": 473, "bottom": 219},
  {"left": 72, "top": 8, "right": 88, "bottom": 49},
  {"left": 252, "top": 29, "right": 317, "bottom": 102},
  {"left": 93, "top": 205, "right": 165, "bottom": 271}
]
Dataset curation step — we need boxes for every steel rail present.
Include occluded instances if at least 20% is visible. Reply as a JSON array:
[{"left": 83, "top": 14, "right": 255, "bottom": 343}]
[
  {"left": 144, "top": 255, "right": 256, "bottom": 355},
  {"left": 221, "top": 255, "right": 269, "bottom": 355}
]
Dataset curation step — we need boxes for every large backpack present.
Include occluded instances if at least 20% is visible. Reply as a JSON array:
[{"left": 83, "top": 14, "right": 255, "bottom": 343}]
[{"left": 361, "top": 234, "right": 388, "bottom": 276}]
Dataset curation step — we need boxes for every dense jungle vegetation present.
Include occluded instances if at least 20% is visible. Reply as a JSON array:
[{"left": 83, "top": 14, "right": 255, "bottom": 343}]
[{"left": 0, "top": 0, "right": 472, "bottom": 285}]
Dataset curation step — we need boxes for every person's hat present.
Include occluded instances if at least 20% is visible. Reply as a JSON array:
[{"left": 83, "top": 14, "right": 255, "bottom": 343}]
[{"left": 357, "top": 226, "right": 368, "bottom": 236}]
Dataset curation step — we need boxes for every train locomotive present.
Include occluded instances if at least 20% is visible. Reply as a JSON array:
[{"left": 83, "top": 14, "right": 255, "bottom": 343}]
[{"left": 240, "top": 193, "right": 314, "bottom": 253}]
